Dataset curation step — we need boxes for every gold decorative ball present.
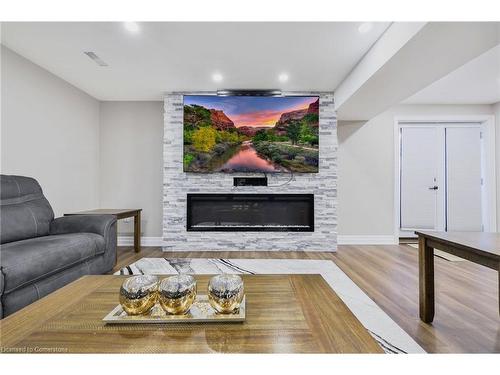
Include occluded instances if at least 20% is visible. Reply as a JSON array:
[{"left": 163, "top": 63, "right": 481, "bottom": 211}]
[
  {"left": 208, "top": 274, "right": 244, "bottom": 314},
  {"left": 119, "top": 275, "right": 159, "bottom": 315},
  {"left": 158, "top": 274, "right": 197, "bottom": 315}
]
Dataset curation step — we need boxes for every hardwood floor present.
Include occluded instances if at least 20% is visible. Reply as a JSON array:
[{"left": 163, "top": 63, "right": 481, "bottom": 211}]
[{"left": 113, "top": 245, "right": 500, "bottom": 353}]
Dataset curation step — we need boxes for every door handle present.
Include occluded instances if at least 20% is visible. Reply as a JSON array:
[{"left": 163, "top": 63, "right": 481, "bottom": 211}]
[{"left": 428, "top": 186, "right": 439, "bottom": 190}]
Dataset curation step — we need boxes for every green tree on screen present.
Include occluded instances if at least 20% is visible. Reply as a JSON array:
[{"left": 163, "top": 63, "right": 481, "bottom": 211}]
[
  {"left": 192, "top": 127, "right": 216, "bottom": 152},
  {"left": 287, "top": 122, "right": 301, "bottom": 145}
]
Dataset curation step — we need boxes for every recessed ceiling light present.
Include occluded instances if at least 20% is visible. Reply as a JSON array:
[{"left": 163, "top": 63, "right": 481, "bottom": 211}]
[
  {"left": 278, "top": 73, "right": 289, "bottom": 83},
  {"left": 123, "top": 22, "right": 140, "bottom": 34},
  {"left": 212, "top": 72, "right": 223, "bottom": 83},
  {"left": 358, "top": 22, "right": 373, "bottom": 34}
]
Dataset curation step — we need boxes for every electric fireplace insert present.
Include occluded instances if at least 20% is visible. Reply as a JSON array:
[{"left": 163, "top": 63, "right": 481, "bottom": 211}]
[{"left": 186, "top": 193, "right": 314, "bottom": 232}]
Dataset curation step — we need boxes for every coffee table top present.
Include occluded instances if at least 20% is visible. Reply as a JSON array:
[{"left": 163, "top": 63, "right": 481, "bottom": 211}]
[{"left": 0, "top": 275, "right": 382, "bottom": 353}]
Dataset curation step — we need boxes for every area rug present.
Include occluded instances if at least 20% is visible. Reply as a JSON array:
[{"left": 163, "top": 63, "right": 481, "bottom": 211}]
[
  {"left": 116, "top": 258, "right": 425, "bottom": 354},
  {"left": 407, "top": 243, "right": 465, "bottom": 261}
]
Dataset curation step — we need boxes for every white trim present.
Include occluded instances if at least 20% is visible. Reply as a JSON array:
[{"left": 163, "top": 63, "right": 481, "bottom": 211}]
[
  {"left": 337, "top": 235, "right": 398, "bottom": 245},
  {"left": 118, "top": 236, "right": 165, "bottom": 247},
  {"left": 394, "top": 115, "right": 497, "bottom": 239},
  {"left": 480, "top": 116, "right": 498, "bottom": 231},
  {"left": 120, "top": 236, "right": 398, "bottom": 247}
]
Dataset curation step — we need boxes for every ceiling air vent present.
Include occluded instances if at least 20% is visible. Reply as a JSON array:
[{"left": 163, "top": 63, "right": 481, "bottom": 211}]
[{"left": 84, "top": 51, "right": 108, "bottom": 67}]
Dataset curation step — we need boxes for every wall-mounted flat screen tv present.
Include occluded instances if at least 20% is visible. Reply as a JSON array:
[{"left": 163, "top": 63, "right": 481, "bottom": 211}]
[{"left": 183, "top": 95, "right": 319, "bottom": 173}]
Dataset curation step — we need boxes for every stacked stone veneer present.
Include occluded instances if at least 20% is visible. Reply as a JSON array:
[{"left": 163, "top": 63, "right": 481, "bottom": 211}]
[{"left": 163, "top": 92, "right": 337, "bottom": 251}]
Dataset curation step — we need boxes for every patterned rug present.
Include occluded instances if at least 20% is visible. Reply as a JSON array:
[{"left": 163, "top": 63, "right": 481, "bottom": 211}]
[{"left": 116, "top": 258, "right": 426, "bottom": 354}]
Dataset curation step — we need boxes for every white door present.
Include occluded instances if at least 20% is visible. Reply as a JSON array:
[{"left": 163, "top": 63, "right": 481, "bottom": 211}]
[
  {"left": 399, "top": 123, "right": 484, "bottom": 236},
  {"left": 445, "top": 126, "right": 483, "bottom": 231},
  {"left": 400, "top": 127, "right": 445, "bottom": 232}
]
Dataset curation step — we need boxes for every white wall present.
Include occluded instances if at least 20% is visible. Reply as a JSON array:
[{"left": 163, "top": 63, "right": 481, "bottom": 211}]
[
  {"left": 99, "top": 102, "right": 497, "bottom": 240},
  {"left": 338, "top": 104, "right": 496, "bottom": 237},
  {"left": 3, "top": 45, "right": 497, "bottom": 238},
  {"left": 99, "top": 101, "right": 163, "bottom": 237},
  {"left": 1, "top": 46, "right": 100, "bottom": 216}
]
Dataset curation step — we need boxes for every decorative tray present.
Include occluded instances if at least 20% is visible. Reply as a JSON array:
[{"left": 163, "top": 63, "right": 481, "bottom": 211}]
[{"left": 103, "top": 295, "right": 245, "bottom": 324}]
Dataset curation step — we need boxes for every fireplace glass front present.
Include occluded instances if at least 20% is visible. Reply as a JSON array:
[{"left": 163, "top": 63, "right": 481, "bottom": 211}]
[{"left": 186, "top": 194, "right": 314, "bottom": 232}]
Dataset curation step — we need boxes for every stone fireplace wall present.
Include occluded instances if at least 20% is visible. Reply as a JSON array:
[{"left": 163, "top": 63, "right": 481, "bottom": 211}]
[{"left": 163, "top": 92, "right": 337, "bottom": 251}]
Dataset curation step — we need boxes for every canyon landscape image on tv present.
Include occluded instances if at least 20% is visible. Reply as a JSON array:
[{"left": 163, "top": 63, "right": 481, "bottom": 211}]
[{"left": 183, "top": 95, "right": 319, "bottom": 173}]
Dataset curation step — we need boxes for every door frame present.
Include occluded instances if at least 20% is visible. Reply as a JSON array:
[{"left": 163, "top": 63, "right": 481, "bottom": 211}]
[{"left": 394, "top": 115, "right": 496, "bottom": 239}]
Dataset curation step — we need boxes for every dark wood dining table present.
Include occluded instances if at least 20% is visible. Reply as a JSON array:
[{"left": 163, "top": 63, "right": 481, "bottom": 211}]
[{"left": 415, "top": 231, "right": 500, "bottom": 323}]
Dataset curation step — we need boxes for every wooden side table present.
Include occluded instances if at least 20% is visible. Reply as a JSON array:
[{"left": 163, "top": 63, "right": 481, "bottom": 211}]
[{"left": 64, "top": 209, "right": 142, "bottom": 253}]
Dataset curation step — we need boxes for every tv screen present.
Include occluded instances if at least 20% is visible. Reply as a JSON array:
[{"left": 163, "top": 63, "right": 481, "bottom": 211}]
[{"left": 183, "top": 95, "right": 319, "bottom": 173}]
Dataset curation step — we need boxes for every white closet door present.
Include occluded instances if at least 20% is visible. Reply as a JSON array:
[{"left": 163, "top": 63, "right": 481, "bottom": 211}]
[
  {"left": 400, "top": 127, "right": 443, "bottom": 230},
  {"left": 446, "top": 127, "right": 483, "bottom": 231}
]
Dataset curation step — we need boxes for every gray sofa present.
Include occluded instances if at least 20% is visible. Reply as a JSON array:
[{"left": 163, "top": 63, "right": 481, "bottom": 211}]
[{"left": 0, "top": 175, "right": 117, "bottom": 318}]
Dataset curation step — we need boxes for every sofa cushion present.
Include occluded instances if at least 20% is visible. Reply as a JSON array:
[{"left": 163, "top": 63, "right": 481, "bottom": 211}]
[
  {"left": 0, "top": 233, "right": 105, "bottom": 294},
  {"left": 0, "top": 175, "right": 55, "bottom": 244}
]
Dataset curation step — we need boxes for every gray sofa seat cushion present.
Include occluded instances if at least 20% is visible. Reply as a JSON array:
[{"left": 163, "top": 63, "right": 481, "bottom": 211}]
[
  {"left": 0, "top": 175, "right": 54, "bottom": 244},
  {"left": 0, "top": 233, "right": 105, "bottom": 294}
]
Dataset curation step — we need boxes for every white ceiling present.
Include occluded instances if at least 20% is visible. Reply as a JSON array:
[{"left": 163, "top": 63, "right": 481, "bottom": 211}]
[
  {"left": 404, "top": 43, "right": 500, "bottom": 105},
  {"left": 1, "top": 22, "right": 390, "bottom": 101}
]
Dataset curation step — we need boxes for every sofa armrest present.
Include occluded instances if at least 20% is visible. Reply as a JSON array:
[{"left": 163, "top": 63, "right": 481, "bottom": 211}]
[
  {"left": 50, "top": 214, "right": 118, "bottom": 275},
  {"left": 49, "top": 215, "right": 117, "bottom": 238}
]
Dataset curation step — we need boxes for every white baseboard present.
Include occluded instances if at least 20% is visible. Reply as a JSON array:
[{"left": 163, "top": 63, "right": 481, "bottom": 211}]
[
  {"left": 118, "top": 235, "right": 398, "bottom": 247},
  {"left": 118, "top": 236, "right": 165, "bottom": 247},
  {"left": 337, "top": 235, "right": 398, "bottom": 245}
]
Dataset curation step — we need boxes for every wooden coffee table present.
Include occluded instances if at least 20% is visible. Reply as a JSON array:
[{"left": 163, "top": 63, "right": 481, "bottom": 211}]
[
  {"left": 0, "top": 275, "right": 383, "bottom": 353},
  {"left": 65, "top": 209, "right": 142, "bottom": 253}
]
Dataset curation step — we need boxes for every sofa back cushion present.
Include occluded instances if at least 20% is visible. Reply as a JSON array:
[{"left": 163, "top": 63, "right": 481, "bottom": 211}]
[{"left": 0, "top": 175, "right": 54, "bottom": 244}]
